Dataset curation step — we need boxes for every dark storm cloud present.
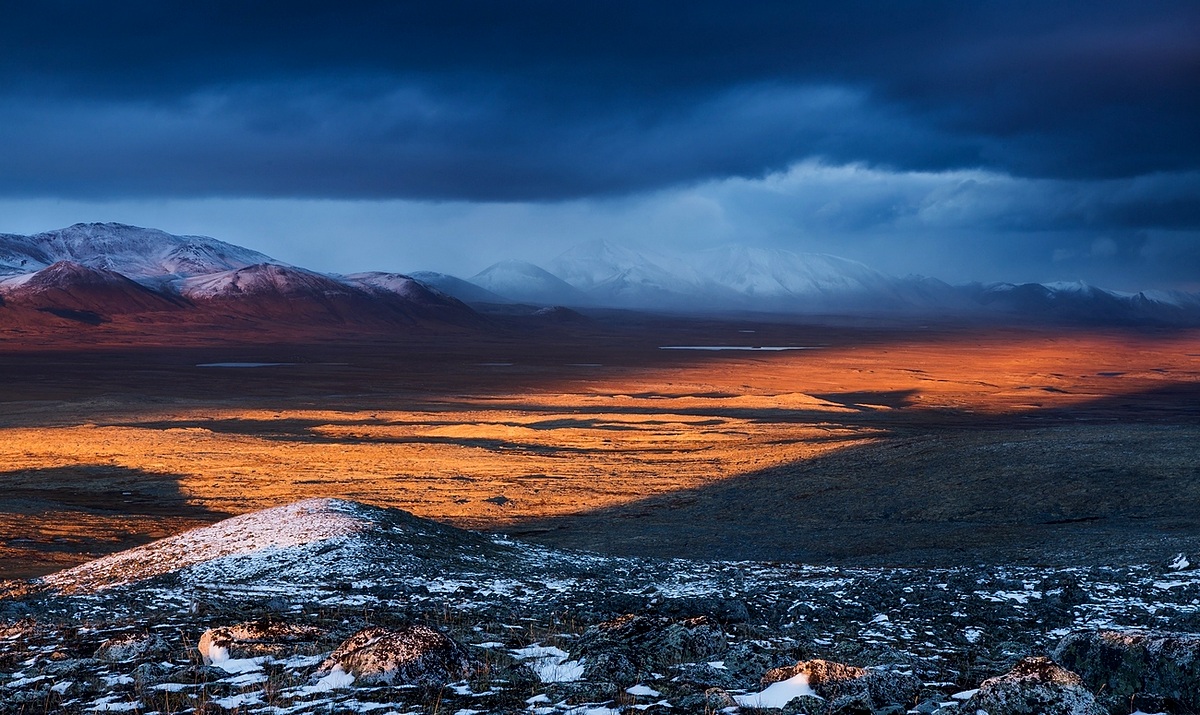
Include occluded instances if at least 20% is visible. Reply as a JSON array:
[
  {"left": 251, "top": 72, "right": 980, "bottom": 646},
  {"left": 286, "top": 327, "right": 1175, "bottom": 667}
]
[{"left": 1, "top": 1, "right": 1197, "bottom": 200}]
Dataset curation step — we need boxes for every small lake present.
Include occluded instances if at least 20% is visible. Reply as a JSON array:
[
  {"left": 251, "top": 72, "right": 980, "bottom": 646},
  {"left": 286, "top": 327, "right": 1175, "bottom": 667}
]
[{"left": 658, "top": 346, "right": 822, "bottom": 351}]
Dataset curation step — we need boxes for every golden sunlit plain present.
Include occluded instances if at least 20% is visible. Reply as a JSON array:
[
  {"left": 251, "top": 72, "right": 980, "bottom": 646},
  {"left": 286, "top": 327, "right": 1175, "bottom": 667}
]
[{"left": 2, "top": 317, "right": 1199, "bottom": 577}]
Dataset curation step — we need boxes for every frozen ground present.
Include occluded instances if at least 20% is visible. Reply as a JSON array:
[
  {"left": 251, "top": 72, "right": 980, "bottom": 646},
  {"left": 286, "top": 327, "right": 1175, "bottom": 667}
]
[{"left": 1, "top": 499, "right": 1198, "bottom": 713}]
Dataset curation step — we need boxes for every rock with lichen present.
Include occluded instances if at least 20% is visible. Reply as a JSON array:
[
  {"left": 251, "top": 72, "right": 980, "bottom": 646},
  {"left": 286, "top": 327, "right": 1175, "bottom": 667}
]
[
  {"left": 761, "top": 658, "right": 921, "bottom": 714},
  {"left": 966, "top": 656, "right": 1105, "bottom": 715},
  {"left": 1052, "top": 629, "right": 1200, "bottom": 713},
  {"left": 94, "top": 632, "right": 170, "bottom": 663},
  {"left": 198, "top": 618, "right": 324, "bottom": 664},
  {"left": 574, "top": 613, "right": 727, "bottom": 684},
  {"left": 316, "top": 624, "right": 478, "bottom": 685}
]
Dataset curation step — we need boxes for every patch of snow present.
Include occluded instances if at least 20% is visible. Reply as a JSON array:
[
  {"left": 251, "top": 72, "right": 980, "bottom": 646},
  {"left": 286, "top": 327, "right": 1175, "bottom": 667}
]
[
  {"left": 213, "top": 656, "right": 266, "bottom": 675},
  {"left": 214, "top": 692, "right": 262, "bottom": 709},
  {"left": 626, "top": 684, "right": 661, "bottom": 697},
  {"left": 1170, "top": 554, "right": 1190, "bottom": 570},
  {"left": 222, "top": 670, "right": 268, "bottom": 685},
  {"left": 89, "top": 700, "right": 142, "bottom": 713},
  {"left": 511, "top": 645, "right": 585, "bottom": 683},
  {"left": 305, "top": 666, "right": 356, "bottom": 693},
  {"left": 279, "top": 653, "right": 325, "bottom": 669},
  {"left": 734, "top": 672, "right": 819, "bottom": 708},
  {"left": 1155, "top": 580, "right": 1187, "bottom": 590},
  {"left": 981, "top": 590, "right": 1042, "bottom": 604}
]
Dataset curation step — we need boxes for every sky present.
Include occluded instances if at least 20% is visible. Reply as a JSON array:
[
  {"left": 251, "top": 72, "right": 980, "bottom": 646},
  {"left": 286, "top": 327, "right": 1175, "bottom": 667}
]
[{"left": 1, "top": 2, "right": 1197, "bottom": 290}]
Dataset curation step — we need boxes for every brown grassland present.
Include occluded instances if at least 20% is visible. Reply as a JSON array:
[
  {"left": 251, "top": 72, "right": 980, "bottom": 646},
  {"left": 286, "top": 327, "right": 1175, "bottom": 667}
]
[{"left": 1, "top": 313, "right": 1198, "bottom": 579}]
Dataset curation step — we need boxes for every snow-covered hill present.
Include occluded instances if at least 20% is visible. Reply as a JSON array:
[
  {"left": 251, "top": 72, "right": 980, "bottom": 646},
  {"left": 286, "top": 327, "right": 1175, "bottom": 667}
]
[
  {"left": 694, "top": 246, "right": 889, "bottom": 298},
  {"left": 0, "top": 260, "right": 183, "bottom": 315},
  {"left": 34, "top": 498, "right": 518, "bottom": 596},
  {"left": 540, "top": 241, "right": 965, "bottom": 313},
  {"left": 177, "top": 263, "right": 354, "bottom": 301},
  {"left": 965, "top": 281, "right": 1200, "bottom": 325},
  {"left": 547, "top": 240, "right": 709, "bottom": 309},
  {"left": 408, "top": 271, "right": 516, "bottom": 305},
  {"left": 0, "top": 222, "right": 278, "bottom": 285},
  {"left": 344, "top": 271, "right": 482, "bottom": 325},
  {"left": 175, "top": 264, "right": 478, "bottom": 326},
  {"left": 534, "top": 240, "right": 1200, "bottom": 321},
  {"left": 0, "top": 225, "right": 482, "bottom": 329},
  {"left": 470, "top": 260, "right": 592, "bottom": 306},
  {"left": 347, "top": 271, "right": 460, "bottom": 306}
]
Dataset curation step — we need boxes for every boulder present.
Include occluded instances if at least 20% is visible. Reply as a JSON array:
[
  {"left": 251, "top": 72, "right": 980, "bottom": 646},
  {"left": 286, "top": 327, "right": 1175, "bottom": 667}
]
[
  {"left": 198, "top": 618, "right": 324, "bottom": 664},
  {"left": 94, "top": 632, "right": 170, "bottom": 663},
  {"left": 760, "top": 658, "right": 921, "bottom": 714},
  {"left": 675, "top": 641, "right": 794, "bottom": 690},
  {"left": 573, "top": 614, "right": 727, "bottom": 684},
  {"left": 966, "top": 656, "right": 1105, "bottom": 715},
  {"left": 1052, "top": 629, "right": 1200, "bottom": 712},
  {"left": 676, "top": 687, "right": 738, "bottom": 712},
  {"left": 316, "top": 624, "right": 478, "bottom": 685},
  {"left": 780, "top": 694, "right": 831, "bottom": 714}
]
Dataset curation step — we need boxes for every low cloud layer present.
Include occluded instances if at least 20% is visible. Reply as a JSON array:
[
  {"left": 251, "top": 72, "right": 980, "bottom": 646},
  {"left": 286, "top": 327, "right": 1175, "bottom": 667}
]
[
  {"left": 0, "top": 2, "right": 1197, "bottom": 289},
  {"left": 5, "top": 162, "right": 1197, "bottom": 291}
]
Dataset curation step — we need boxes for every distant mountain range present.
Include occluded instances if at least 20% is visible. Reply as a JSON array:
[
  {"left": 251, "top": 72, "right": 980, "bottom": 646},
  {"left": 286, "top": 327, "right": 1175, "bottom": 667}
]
[
  {"left": 457, "top": 239, "right": 1200, "bottom": 325},
  {"left": 1, "top": 224, "right": 1197, "bottom": 330},
  {"left": 0, "top": 223, "right": 479, "bottom": 330}
]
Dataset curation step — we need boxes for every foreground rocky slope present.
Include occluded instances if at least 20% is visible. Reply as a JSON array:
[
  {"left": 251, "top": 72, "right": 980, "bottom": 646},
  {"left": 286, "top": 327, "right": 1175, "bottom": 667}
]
[{"left": 1, "top": 499, "right": 1198, "bottom": 714}]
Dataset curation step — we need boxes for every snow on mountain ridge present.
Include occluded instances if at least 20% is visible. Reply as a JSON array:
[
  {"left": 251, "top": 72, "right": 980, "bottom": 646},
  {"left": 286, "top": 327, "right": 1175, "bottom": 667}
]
[
  {"left": 2, "top": 225, "right": 1196, "bottom": 323},
  {"left": 345, "top": 272, "right": 481, "bottom": 319},
  {"left": 177, "top": 263, "right": 357, "bottom": 300},
  {"left": 345, "top": 271, "right": 448, "bottom": 302},
  {"left": 692, "top": 245, "right": 895, "bottom": 298},
  {"left": 0, "top": 222, "right": 280, "bottom": 282},
  {"left": 408, "top": 271, "right": 515, "bottom": 304},
  {"left": 0, "top": 260, "right": 186, "bottom": 314},
  {"left": 470, "top": 260, "right": 592, "bottom": 306},
  {"left": 0, "top": 227, "right": 485, "bottom": 327},
  {"left": 548, "top": 240, "right": 699, "bottom": 292},
  {"left": 539, "top": 240, "right": 922, "bottom": 310}
]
